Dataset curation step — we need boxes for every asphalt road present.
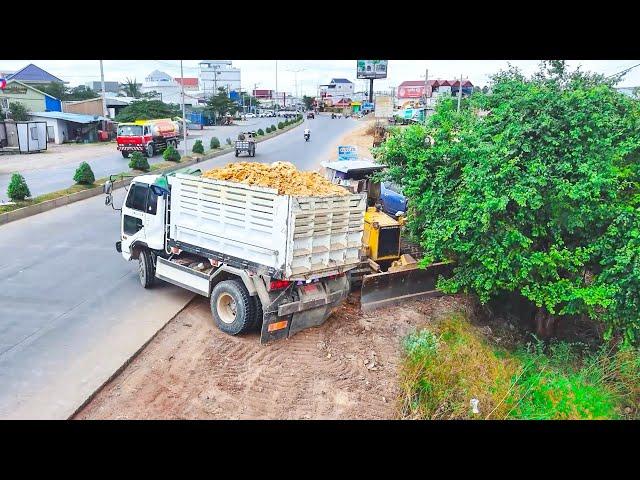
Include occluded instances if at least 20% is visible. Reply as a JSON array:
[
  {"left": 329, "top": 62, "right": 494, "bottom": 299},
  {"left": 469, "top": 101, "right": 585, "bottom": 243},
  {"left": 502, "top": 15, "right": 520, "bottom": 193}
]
[
  {"left": 0, "top": 113, "right": 360, "bottom": 419},
  {"left": 0, "top": 117, "right": 280, "bottom": 202}
]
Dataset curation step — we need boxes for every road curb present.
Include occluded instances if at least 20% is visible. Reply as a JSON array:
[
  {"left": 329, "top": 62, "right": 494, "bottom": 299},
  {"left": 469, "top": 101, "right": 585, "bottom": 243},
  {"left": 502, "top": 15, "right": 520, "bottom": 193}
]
[
  {"left": 67, "top": 295, "right": 198, "bottom": 419},
  {"left": 0, "top": 120, "right": 303, "bottom": 227}
]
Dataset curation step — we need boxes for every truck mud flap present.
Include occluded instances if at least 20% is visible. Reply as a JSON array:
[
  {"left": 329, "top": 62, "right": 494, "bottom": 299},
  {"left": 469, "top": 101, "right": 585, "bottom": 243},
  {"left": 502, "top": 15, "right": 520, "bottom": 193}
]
[
  {"left": 360, "top": 262, "right": 454, "bottom": 312},
  {"left": 259, "top": 276, "right": 350, "bottom": 344}
]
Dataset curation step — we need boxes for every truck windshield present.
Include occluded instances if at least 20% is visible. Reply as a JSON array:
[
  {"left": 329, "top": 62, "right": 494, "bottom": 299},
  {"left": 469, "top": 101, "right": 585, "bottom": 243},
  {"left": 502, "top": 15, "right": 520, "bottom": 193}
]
[{"left": 118, "top": 125, "right": 143, "bottom": 136}]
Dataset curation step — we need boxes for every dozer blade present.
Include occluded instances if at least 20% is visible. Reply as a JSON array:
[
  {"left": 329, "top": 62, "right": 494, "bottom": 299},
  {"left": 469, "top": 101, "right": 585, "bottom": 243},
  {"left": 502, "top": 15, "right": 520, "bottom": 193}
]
[{"left": 360, "top": 262, "right": 454, "bottom": 312}]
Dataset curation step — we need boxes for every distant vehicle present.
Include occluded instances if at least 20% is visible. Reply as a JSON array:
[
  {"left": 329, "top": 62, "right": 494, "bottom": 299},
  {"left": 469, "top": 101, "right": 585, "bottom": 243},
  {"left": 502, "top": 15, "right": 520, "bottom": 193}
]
[
  {"left": 116, "top": 118, "right": 180, "bottom": 158},
  {"left": 307, "top": 111, "right": 315, "bottom": 119},
  {"left": 379, "top": 181, "right": 408, "bottom": 217},
  {"left": 245, "top": 113, "right": 257, "bottom": 118}
]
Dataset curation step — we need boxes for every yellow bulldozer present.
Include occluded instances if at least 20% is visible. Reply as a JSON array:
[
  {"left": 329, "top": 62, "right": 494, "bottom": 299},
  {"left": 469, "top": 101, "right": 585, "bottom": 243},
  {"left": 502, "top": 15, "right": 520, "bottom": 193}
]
[{"left": 321, "top": 160, "right": 453, "bottom": 311}]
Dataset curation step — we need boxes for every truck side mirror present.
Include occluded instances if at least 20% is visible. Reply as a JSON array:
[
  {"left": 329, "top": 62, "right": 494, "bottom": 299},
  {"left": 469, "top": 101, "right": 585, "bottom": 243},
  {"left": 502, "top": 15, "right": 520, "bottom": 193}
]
[{"left": 103, "top": 181, "right": 113, "bottom": 195}]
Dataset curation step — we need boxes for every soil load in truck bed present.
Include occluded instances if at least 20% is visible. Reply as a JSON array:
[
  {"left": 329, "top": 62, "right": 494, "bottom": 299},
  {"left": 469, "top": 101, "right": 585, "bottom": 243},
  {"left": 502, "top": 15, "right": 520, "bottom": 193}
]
[{"left": 202, "top": 161, "right": 348, "bottom": 197}]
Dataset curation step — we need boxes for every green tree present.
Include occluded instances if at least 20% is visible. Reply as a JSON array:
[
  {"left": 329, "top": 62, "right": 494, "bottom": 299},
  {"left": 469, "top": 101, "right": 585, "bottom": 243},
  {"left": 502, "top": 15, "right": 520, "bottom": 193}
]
[
  {"left": 128, "top": 152, "right": 150, "bottom": 172},
  {"left": 163, "top": 145, "right": 181, "bottom": 162},
  {"left": 115, "top": 100, "right": 181, "bottom": 123},
  {"left": 73, "top": 162, "right": 95, "bottom": 185},
  {"left": 38, "top": 82, "right": 67, "bottom": 100},
  {"left": 257, "top": 128, "right": 264, "bottom": 136},
  {"left": 67, "top": 85, "right": 99, "bottom": 101},
  {"left": 302, "top": 96, "right": 315, "bottom": 111},
  {"left": 277, "top": 122, "right": 284, "bottom": 129},
  {"left": 8, "top": 102, "right": 29, "bottom": 121},
  {"left": 7, "top": 173, "right": 30, "bottom": 200},
  {"left": 376, "top": 61, "right": 640, "bottom": 343},
  {"left": 192, "top": 139, "right": 204, "bottom": 154},
  {"left": 210, "top": 137, "right": 221, "bottom": 149},
  {"left": 205, "top": 87, "right": 239, "bottom": 124},
  {"left": 121, "top": 77, "right": 142, "bottom": 98}
]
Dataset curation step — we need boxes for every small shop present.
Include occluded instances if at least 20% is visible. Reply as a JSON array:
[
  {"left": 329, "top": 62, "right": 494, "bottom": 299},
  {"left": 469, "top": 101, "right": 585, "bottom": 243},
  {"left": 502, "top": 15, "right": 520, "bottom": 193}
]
[{"left": 28, "top": 111, "right": 109, "bottom": 144}]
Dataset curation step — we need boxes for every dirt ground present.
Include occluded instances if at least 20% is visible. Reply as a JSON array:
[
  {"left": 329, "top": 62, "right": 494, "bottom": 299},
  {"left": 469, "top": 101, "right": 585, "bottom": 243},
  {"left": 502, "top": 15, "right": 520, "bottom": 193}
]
[
  {"left": 0, "top": 142, "right": 117, "bottom": 174},
  {"left": 74, "top": 293, "right": 472, "bottom": 420}
]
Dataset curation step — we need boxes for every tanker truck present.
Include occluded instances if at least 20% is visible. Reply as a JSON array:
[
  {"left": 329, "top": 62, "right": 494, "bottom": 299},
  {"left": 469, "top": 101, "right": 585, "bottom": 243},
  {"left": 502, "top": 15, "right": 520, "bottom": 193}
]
[{"left": 116, "top": 118, "right": 181, "bottom": 158}]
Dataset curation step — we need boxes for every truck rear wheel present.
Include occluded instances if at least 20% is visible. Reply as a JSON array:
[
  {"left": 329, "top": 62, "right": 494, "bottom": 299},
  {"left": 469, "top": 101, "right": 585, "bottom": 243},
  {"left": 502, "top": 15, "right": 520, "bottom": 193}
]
[
  {"left": 121, "top": 151, "right": 130, "bottom": 158},
  {"left": 138, "top": 248, "right": 155, "bottom": 288},
  {"left": 235, "top": 150, "right": 239, "bottom": 157},
  {"left": 210, "top": 280, "right": 256, "bottom": 335}
]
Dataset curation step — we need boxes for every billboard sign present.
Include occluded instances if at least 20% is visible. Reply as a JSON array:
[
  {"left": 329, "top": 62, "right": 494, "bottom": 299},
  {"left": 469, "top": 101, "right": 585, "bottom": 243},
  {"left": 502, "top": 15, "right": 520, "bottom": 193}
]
[
  {"left": 362, "top": 101, "right": 374, "bottom": 111},
  {"left": 398, "top": 85, "right": 425, "bottom": 98},
  {"left": 374, "top": 95, "right": 394, "bottom": 118},
  {"left": 357, "top": 60, "right": 388, "bottom": 79},
  {"left": 338, "top": 145, "right": 358, "bottom": 161}
]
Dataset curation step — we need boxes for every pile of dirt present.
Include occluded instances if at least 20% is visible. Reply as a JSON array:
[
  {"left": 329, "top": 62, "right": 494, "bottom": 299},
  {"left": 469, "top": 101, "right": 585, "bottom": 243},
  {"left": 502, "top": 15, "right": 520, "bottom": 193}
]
[{"left": 202, "top": 161, "right": 348, "bottom": 197}]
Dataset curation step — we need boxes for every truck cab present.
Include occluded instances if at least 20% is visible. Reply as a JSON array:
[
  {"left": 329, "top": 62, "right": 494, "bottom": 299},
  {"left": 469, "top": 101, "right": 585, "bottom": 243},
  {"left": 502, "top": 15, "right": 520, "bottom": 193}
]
[{"left": 119, "top": 175, "right": 166, "bottom": 261}]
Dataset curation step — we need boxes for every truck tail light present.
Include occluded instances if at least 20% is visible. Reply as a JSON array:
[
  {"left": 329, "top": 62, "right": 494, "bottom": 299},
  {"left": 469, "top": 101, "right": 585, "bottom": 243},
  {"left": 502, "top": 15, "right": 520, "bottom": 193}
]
[{"left": 269, "top": 280, "right": 291, "bottom": 291}]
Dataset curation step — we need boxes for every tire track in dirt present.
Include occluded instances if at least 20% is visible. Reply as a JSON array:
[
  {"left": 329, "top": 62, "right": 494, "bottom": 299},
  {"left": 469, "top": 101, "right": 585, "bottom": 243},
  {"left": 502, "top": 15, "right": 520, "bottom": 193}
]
[{"left": 75, "top": 290, "right": 472, "bottom": 420}]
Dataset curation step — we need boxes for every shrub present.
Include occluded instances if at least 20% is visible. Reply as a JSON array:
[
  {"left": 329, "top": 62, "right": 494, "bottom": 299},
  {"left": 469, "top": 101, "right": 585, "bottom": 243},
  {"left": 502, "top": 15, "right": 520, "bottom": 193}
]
[
  {"left": 210, "top": 137, "right": 221, "bottom": 149},
  {"left": 7, "top": 173, "right": 30, "bottom": 201},
  {"left": 257, "top": 128, "right": 264, "bottom": 136},
  {"left": 192, "top": 139, "right": 204, "bottom": 154},
  {"left": 277, "top": 122, "right": 284, "bottom": 130},
  {"left": 73, "top": 161, "right": 95, "bottom": 185},
  {"left": 377, "top": 61, "right": 640, "bottom": 343},
  {"left": 128, "top": 151, "right": 150, "bottom": 172},
  {"left": 225, "top": 137, "right": 232, "bottom": 145},
  {"left": 270, "top": 124, "right": 276, "bottom": 132},
  {"left": 163, "top": 145, "right": 181, "bottom": 162}
]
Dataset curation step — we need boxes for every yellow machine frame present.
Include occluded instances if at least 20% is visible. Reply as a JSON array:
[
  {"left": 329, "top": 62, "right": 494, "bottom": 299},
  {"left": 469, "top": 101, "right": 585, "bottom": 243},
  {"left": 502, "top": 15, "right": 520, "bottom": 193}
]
[{"left": 363, "top": 207, "right": 402, "bottom": 262}]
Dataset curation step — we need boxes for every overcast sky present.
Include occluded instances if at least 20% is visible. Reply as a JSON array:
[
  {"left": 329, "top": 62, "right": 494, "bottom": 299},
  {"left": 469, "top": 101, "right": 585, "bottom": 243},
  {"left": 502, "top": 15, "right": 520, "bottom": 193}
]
[{"left": 2, "top": 60, "right": 639, "bottom": 95}]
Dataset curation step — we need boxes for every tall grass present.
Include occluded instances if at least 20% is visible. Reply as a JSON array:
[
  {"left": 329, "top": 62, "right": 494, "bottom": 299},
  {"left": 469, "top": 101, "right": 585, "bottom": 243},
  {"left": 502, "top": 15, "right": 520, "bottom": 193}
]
[{"left": 399, "top": 315, "right": 640, "bottom": 420}]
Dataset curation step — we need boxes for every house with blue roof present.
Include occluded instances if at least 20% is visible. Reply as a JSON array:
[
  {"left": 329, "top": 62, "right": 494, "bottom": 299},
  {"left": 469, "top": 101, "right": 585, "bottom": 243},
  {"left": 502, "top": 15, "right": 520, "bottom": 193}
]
[
  {"left": 29, "top": 111, "right": 108, "bottom": 144},
  {"left": 6, "top": 63, "right": 66, "bottom": 86}
]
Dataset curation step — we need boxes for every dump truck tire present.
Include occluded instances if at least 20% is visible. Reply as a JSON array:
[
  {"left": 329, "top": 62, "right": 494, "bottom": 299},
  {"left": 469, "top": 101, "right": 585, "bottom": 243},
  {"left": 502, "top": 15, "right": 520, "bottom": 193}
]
[
  {"left": 146, "top": 143, "right": 154, "bottom": 157},
  {"left": 211, "top": 280, "right": 256, "bottom": 335},
  {"left": 121, "top": 151, "right": 130, "bottom": 158},
  {"left": 138, "top": 248, "right": 155, "bottom": 288},
  {"left": 235, "top": 150, "right": 239, "bottom": 157},
  {"left": 251, "top": 295, "right": 264, "bottom": 330}
]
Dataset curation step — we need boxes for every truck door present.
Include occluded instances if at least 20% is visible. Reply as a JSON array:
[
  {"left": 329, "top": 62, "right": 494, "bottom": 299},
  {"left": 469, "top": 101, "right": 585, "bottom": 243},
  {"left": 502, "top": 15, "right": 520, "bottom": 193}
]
[
  {"left": 143, "top": 186, "right": 165, "bottom": 251},
  {"left": 121, "top": 182, "right": 150, "bottom": 255}
]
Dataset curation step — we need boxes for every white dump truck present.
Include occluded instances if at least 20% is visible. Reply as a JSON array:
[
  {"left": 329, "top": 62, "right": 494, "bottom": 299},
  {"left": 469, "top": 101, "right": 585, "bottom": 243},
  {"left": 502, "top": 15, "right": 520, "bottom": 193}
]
[{"left": 103, "top": 169, "right": 367, "bottom": 344}]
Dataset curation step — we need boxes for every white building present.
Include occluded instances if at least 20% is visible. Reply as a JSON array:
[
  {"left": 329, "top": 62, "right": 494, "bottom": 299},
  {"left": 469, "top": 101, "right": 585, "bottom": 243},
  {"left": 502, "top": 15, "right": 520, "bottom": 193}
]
[
  {"left": 199, "top": 60, "right": 241, "bottom": 98},
  {"left": 140, "top": 70, "right": 197, "bottom": 106},
  {"left": 319, "top": 78, "right": 355, "bottom": 102}
]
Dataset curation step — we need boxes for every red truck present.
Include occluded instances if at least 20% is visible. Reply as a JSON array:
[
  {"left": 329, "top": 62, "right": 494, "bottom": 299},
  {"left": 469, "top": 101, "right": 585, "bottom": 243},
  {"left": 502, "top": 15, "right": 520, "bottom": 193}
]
[{"left": 116, "top": 118, "right": 180, "bottom": 158}]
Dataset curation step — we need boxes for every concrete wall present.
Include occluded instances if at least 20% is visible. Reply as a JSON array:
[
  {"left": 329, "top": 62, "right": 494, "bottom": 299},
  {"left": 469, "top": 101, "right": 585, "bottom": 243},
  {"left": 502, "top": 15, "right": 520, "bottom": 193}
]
[{"left": 29, "top": 116, "right": 69, "bottom": 144}]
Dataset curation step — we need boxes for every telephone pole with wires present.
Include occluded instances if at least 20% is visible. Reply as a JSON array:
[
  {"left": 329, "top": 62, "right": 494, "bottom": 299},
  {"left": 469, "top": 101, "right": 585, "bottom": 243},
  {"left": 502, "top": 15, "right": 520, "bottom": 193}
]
[{"left": 180, "top": 60, "right": 187, "bottom": 157}]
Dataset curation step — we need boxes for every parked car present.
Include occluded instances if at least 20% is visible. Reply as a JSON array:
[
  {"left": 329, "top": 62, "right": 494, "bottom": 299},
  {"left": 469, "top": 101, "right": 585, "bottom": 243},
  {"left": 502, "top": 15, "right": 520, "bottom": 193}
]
[
  {"left": 379, "top": 181, "right": 408, "bottom": 217},
  {"left": 245, "top": 113, "right": 257, "bottom": 118}
]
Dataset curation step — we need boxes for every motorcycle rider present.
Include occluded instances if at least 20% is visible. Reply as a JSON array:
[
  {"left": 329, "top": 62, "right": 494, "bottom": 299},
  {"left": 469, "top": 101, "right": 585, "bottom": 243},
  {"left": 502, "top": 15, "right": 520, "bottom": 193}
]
[{"left": 304, "top": 127, "right": 311, "bottom": 140}]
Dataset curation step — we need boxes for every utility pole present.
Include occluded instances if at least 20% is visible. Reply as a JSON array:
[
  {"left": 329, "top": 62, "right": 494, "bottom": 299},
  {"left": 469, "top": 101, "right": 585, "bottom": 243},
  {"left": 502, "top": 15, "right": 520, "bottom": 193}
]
[
  {"left": 275, "top": 60, "right": 278, "bottom": 109},
  {"left": 457, "top": 74, "right": 463, "bottom": 113},
  {"left": 99, "top": 60, "right": 108, "bottom": 131},
  {"left": 181, "top": 60, "right": 187, "bottom": 157},
  {"left": 423, "top": 68, "right": 429, "bottom": 106}
]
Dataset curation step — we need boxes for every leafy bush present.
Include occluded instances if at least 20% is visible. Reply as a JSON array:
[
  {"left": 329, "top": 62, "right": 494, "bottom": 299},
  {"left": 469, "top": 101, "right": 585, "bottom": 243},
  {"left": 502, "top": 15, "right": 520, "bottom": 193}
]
[
  {"left": 210, "top": 137, "right": 221, "bottom": 149},
  {"left": 7, "top": 173, "right": 30, "bottom": 201},
  {"left": 192, "top": 139, "right": 204, "bottom": 154},
  {"left": 128, "top": 152, "right": 150, "bottom": 172},
  {"left": 257, "top": 128, "right": 264, "bottom": 136},
  {"left": 163, "top": 145, "right": 181, "bottom": 162},
  {"left": 225, "top": 137, "right": 232, "bottom": 145},
  {"left": 73, "top": 162, "right": 95, "bottom": 185},
  {"left": 277, "top": 122, "right": 284, "bottom": 130},
  {"left": 376, "top": 61, "right": 640, "bottom": 343}
]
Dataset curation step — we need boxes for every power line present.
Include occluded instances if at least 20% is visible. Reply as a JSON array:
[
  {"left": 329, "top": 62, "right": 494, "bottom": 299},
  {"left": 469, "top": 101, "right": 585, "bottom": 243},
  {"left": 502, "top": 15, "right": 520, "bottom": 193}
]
[{"left": 606, "top": 62, "right": 640, "bottom": 79}]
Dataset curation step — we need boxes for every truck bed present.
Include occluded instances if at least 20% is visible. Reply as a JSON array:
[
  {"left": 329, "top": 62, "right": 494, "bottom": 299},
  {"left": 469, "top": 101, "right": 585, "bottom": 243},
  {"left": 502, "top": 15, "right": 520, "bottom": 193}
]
[{"left": 168, "top": 173, "right": 366, "bottom": 280}]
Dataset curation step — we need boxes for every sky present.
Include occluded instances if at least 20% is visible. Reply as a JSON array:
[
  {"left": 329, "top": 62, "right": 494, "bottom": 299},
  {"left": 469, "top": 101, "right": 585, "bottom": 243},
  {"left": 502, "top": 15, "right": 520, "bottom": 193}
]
[{"left": 1, "top": 60, "right": 639, "bottom": 96}]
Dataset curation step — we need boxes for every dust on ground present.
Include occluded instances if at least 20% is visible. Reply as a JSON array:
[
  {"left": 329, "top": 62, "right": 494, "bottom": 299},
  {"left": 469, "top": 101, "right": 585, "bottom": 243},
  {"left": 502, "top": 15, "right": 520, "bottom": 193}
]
[
  {"left": 0, "top": 142, "right": 116, "bottom": 174},
  {"left": 202, "top": 161, "right": 348, "bottom": 196},
  {"left": 74, "top": 293, "right": 472, "bottom": 420}
]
